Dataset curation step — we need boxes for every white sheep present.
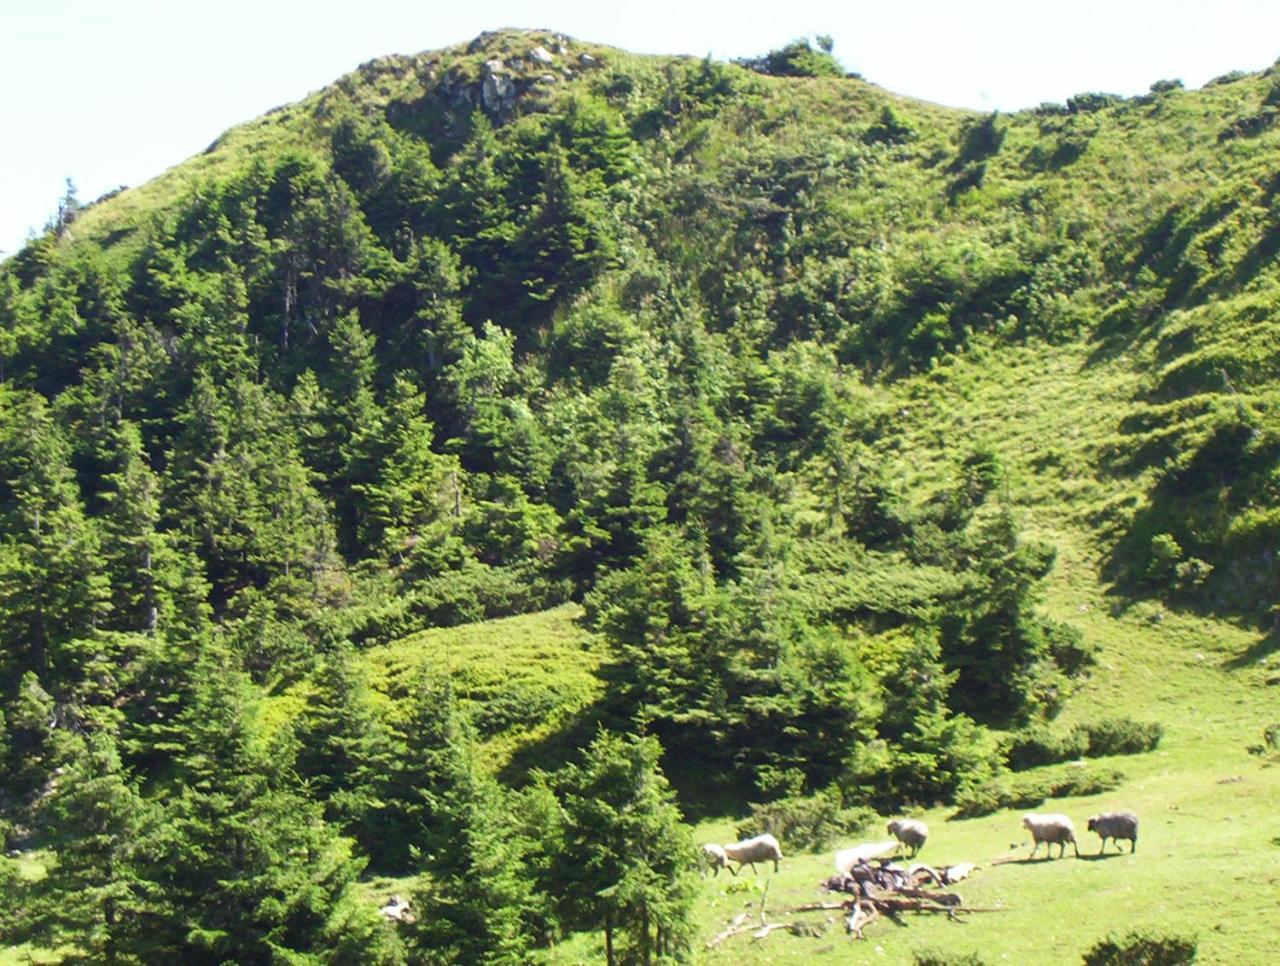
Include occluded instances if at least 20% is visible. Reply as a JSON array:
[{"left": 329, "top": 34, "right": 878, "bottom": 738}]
[
  {"left": 1087, "top": 812, "right": 1138, "bottom": 853},
  {"left": 722, "top": 833, "right": 783, "bottom": 875},
  {"left": 887, "top": 818, "right": 929, "bottom": 857},
  {"left": 700, "top": 842, "right": 729, "bottom": 875},
  {"left": 1022, "top": 813, "right": 1080, "bottom": 859}
]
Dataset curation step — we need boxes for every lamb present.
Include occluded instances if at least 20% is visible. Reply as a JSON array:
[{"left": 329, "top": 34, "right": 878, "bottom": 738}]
[
  {"left": 887, "top": 818, "right": 929, "bottom": 857},
  {"left": 700, "top": 842, "right": 729, "bottom": 876},
  {"left": 1087, "top": 811, "right": 1139, "bottom": 854},
  {"left": 1021, "top": 813, "right": 1080, "bottom": 859},
  {"left": 722, "top": 833, "right": 783, "bottom": 875}
]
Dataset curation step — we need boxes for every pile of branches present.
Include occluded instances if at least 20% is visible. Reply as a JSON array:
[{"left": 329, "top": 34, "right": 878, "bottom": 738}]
[
  {"left": 820, "top": 860, "right": 985, "bottom": 938},
  {"left": 707, "top": 860, "right": 996, "bottom": 949}
]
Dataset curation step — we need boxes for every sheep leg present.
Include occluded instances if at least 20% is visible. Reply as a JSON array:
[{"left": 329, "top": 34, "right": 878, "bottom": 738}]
[
  {"left": 1130, "top": 838, "right": 1137, "bottom": 854},
  {"left": 1071, "top": 839, "right": 1079, "bottom": 858},
  {"left": 1028, "top": 840, "right": 1041, "bottom": 859},
  {"left": 772, "top": 858, "right": 779, "bottom": 873}
]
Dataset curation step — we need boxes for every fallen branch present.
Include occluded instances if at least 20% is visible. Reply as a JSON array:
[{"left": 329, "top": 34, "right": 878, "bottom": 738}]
[
  {"left": 707, "top": 912, "right": 750, "bottom": 949},
  {"left": 791, "top": 901, "right": 848, "bottom": 912},
  {"left": 751, "top": 922, "right": 796, "bottom": 941},
  {"left": 846, "top": 900, "right": 880, "bottom": 939}
]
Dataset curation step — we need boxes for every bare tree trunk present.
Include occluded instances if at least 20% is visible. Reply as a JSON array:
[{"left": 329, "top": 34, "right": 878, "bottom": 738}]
[{"left": 642, "top": 903, "right": 651, "bottom": 966}]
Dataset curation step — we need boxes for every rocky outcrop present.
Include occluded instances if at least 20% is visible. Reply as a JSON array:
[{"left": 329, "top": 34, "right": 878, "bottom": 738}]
[{"left": 481, "top": 59, "right": 517, "bottom": 116}]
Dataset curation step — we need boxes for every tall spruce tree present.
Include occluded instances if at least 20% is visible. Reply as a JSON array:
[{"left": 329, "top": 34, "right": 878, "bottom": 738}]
[
  {"left": 26, "top": 731, "right": 157, "bottom": 962},
  {"left": 147, "top": 654, "right": 394, "bottom": 962},
  {"left": 545, "top": 730, "right": 698, "bottom": 965},
  {"left": 406, "top": 698, "right": 537, "bottom": 964},
  {"left": 0, "top": 388, "right": 108, "bottom": 678}
]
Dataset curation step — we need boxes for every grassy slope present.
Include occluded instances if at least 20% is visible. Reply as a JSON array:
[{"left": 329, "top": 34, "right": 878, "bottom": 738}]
[{"left": 688, "top": 338, "right": 1280, "bottom": 964}]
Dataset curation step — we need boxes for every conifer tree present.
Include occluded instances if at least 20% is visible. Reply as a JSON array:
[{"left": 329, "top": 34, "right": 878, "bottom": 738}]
[
  {"left": 99, "top": 420, "right": 207, "bottom": 636},
  {"left": 0, "top": 388, "right": 108, "bottom": 677},
  {"left": 148, "top": 654, "right": 394, "bottom": 961},
  {"left": 406, "top": 698, "right": 537, "bottom": 964},
  {"left": 294, "top": 646, "right": 392, "bottom": 849},
  {"left": 353, "top": 373, "right": 462, "bottom": 563},
  {"left": 27, "top": 731, "right": 157, "bottom": 962},
  {"left": 545, "top": 730, "right": 697, "bottom": 965}
]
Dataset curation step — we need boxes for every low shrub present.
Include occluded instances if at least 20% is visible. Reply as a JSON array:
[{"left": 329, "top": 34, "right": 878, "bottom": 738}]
[
  {"left": 952, "top": 776, "right": 1045, "bottom": 818},
  {"left": 1081, "top": 929, "right": 1197, "bottom": 964},
  {"left": 1081, "top": 717, "right": 1163, "bottom": 757},
  {"left": 1067, "top": 92, "right": 1122, "bottom": 114},
  {"left": 952, "top": 765, "right": 1125, "bottom": 818},
  {"left": 735, "top": 788, "right": 875, "bottom": 851},
  {"left": 1005, "top": 717, "right": 1161, "bottom": 770},
  {"left": 1006, "top": 725, "right": 1088, "bottom": 770},
  {"left": 1045, "top": 766, "right": 1125, "bottom": 798},
  {"left": 343, "top": 562, "right": 572, "bottom": 647},
  {"left": 914, "top": 949, "right": 988, "bottom": 965}
]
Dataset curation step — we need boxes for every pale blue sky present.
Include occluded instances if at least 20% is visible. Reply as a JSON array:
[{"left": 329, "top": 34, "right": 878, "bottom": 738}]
[{"left": 3, "top": 0, "right": 1279, "bottom": 257}]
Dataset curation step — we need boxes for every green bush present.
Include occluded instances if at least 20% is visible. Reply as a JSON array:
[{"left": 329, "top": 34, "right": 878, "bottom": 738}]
[
  {"left": 734, "top": 38, "right": 845, "bottom": 79},
  {"left": 1081, "top": 717, "right": 1164, "bottom": 757},
  {"left": 952, "top": 765, "right": 1125, "bottom": 818},
  {"left": 914, "top": 949, "right": 988, "bottom": 965},
  {"left": 1006, "top": 725, "right": 1088, "bottom": 770},
  {"left": 344, "top": 563, "right": 572, "bottom": 647},
  {"left": 1081, "top": 930, "right": 1197, "bottom": 964},
  {"left": 1067, "top": 91, "right": 1122, "bottom": 114},
  {"left": 735, "top": 789, "right": 875, "bottom": 851},
  {"left": 1205, "top": 70, "right": 1249, "bottom": 87},
  {"left": 865, "top": 105, "right": 916, "bottom": 145},
  {"left": 1046, "top": 766, "right": 1125, "bottom": 798},
  {"left": 1144, "top": 532, "right": 1183, "bottom": 584},
  {"left": 1006, "top": 716, "right": 1160, "bottom": 770}
]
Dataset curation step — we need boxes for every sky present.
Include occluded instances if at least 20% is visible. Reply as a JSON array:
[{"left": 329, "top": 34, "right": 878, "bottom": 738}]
[{"left": 3, "top": 0, "right": 1279, "bottom": 257}]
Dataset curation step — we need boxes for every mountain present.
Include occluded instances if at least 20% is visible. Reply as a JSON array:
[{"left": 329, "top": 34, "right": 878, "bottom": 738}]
[{"left": 1, "top": 29, "right": 1277, "bottom": 963}]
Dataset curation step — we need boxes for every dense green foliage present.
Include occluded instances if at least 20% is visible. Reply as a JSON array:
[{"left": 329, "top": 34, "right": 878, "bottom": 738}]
[
  {"left": 1081, "top": 930, "right": 1198, "bottom": 965},
  {"left": 3, "top": 26, "right": 1279, "bottom": 961}
]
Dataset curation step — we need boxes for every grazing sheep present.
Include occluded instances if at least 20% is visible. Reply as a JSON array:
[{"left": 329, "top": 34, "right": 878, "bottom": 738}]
[
  {"left": 1087, "top": 812, "right": 1139, "bottom": 853},
  {"left": 887, "top": 818, "right": 929, "bottom": 857},
  {"left": 722, "top": 833, "right": 783, "bottom": 875},
  {"left": 1022, "top": 813, "right": 1080, "bottom": 859},
  {"left": 700, "top": 842, "right": 729, "bottom": 876}
]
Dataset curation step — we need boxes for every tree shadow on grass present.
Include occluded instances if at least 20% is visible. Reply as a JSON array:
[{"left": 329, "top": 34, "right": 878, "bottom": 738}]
[
  {"left": 496, "top": 693, "right": 615, "bottom": 786},
  {"left": 1222, "top": 625, "right": 1280, "bottom": 670},
  {"left": 496, "top": 687, "right": 753, "bottom": 822}
]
